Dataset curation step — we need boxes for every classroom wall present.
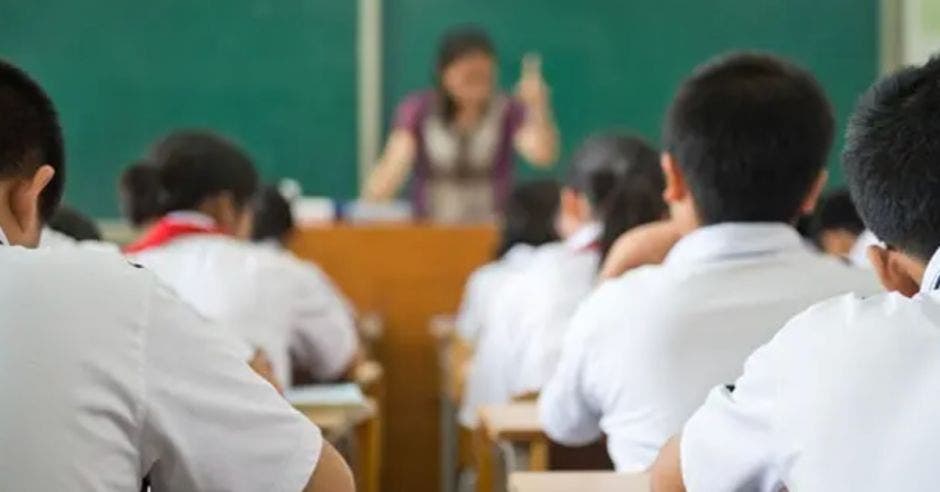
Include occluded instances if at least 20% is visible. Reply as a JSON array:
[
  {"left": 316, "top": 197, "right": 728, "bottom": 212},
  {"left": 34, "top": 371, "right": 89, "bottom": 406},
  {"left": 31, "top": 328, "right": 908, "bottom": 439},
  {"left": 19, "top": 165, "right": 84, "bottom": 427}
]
[
  {"left": 384, "top": 0, "right": 880, "bottom": 187},
  {"left": 1, "top": 0, "right": 357, "bottom": 217}
]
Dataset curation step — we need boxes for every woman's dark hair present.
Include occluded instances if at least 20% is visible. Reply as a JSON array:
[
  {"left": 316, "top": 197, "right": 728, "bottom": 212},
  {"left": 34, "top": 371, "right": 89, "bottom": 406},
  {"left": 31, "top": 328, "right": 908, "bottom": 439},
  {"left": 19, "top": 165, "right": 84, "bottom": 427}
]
[
  {"left": 119, "top": 130, "right": 258, "bottom": 224},
  {"left": 251, "top": 184, "right": 295, "bottom": 245},
  {"left": 435, "top": 26, "right": 495, "bottom": 122},
  {"left": 567, "top": 133, "right": 667, "bottom": 260},
  {"left": 496, "top": 179, "right": 560, "bottom": 258},
  {"left": 47, "top": 205, "right": 101, "bottom": 241}
]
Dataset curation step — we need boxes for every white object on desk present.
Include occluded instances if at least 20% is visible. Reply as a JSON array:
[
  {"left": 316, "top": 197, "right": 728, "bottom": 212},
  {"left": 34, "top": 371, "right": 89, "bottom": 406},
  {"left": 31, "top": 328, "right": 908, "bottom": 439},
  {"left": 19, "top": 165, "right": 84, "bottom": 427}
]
[{"left": 286, "top": 383, "right": 365, "bottom": 408}]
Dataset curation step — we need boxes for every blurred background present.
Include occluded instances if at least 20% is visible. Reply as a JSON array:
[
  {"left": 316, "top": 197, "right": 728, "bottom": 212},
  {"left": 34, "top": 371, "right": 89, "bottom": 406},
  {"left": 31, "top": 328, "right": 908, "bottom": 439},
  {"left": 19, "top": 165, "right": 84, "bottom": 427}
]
[{"left": 6, "top": 0, "right": 931, "bottom": 219}]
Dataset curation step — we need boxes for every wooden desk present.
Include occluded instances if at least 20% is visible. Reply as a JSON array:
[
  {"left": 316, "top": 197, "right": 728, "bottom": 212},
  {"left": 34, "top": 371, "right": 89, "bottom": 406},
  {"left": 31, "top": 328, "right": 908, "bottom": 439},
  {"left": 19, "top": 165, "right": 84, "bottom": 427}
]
[
  {"left": 509, "top": 472, "right": 650, "bottom": 492},
  {"left": 291, "top": 223, "right": 498, "bottom": 492},
  {"left": 476, "top": 402, "right": 550, "bottom": 492},
  {"left": 294, "top": 399, "right": 375, "bottom": 442}
]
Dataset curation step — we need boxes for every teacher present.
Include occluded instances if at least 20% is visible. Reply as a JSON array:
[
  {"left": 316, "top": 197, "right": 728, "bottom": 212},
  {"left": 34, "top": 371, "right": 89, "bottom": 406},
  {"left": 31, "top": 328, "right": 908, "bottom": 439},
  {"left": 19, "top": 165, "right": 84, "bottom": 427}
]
[{"left": 363, "top": 27, "right": 559, "bottom": 223}]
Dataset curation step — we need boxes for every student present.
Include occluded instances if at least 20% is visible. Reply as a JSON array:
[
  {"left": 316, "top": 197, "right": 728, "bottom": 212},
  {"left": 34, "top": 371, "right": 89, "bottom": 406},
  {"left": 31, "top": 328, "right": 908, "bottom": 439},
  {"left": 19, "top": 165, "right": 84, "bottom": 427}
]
[
  {"left": 124, "top": 132, "right": 359, "bottom": 388},
  {"left": 0, "top": 59, "right": 353, "bottom": 491},
  {"left": 455, "top": 179, "right": 560, "bottom": 344},
  {"left": 652, "top": 54, "right": 940, "bottom": 492},
  {"left": 459, "top": 133, "right": 666, "bottom": 427},
  {"left": 538, "top": 53, "right": 880, "bottom": 472},
  {"left": 808, "top": 188, "right": 865, "bottom": 257},
  {"left": 251, "top": 184, "right": 361, "bottom": 361}
]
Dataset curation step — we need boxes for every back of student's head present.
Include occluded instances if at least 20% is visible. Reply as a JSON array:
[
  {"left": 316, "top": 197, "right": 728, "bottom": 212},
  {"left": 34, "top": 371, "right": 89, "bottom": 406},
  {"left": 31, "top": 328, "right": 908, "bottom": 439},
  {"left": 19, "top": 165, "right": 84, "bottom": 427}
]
[
  {"left": 251, "top": 184, "right": 295, "bottom": 245},
  {"left": 48, "top": 205, "right": 101, "bottom": 241},
  {"left": 122, "top": 130, "right": 258, "bottom": 221},
  {"left": 497, "top": 179, "right": 560, "bottom": 257},
  {"left": 0, "top": 59, "right": 65, "bottom": 222},
  {"left": 811, "top": 188, "right": 864, "bottom": 237},
  {"left": 843, "top": 56, "right": 940, "bottom": 262},
  {"left": 663, "top": 52, "right": 834, "bottom": 225},
  {"left": 567, "top": 133, "right": 667, "bottom": 259}
]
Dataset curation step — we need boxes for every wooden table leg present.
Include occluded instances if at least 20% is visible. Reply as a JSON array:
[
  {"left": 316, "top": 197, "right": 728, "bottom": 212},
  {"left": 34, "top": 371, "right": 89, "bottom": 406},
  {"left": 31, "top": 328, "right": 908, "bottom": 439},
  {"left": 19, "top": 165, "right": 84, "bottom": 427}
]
[
  {"left": 474, "top": 425, "right": 495, "bottom": 492},
  {"left": 355, "top": 412, "right": 382, "bottom": 492},
  {"left": 528, "top": 438, "right": 549, "bottom": 471}
]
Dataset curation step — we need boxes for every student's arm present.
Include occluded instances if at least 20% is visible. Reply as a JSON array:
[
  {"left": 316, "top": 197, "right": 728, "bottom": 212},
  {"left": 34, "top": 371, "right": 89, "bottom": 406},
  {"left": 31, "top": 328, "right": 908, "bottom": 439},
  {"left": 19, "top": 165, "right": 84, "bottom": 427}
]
[
  {"left": 141, "top": 281, "right": 354, "bottom": 492},
  {"left": 362, "top": 129, "right": 416, "bottom": 201},
  {"left": 513, "top": 55, "right": 558, "bottom": 167},
  {"left": 657, "top": 339, "right": 784, "bottom": 492},
  {"left": 650, "top": 436, "right": 685, "bottom": 492},
  {"left": 289, "top": 262, "right": 361, "bottom": 381},
  {"left": 537, "top": 306, "right": 604, "bottom": 445},
  {"left": 304, "top": 442, "right": 355, "bottom": 492},
  {"left": 599, "top": 220, "right": 682, "bottom": 280}
]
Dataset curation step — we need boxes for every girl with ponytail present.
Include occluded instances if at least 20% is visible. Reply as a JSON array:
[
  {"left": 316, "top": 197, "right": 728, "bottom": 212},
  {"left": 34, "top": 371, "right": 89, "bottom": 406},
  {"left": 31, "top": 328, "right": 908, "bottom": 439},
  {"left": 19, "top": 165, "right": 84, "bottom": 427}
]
[
  {"left": 459, "top": 132, "right": 666, "bottom": 427},
  {"left": 124, "top": 130, "right": 360, "bottom": 390}
]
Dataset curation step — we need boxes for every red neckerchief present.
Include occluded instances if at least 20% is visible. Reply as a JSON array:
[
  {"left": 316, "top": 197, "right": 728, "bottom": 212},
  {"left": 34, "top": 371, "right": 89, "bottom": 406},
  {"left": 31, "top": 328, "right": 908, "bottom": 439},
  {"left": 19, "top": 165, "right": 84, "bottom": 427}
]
[
  {"left": 124, "top": 216, "right": 223, "bottom": 254},
  {"left": 576, "top": 240, "right": 601, "bottom": 253}
]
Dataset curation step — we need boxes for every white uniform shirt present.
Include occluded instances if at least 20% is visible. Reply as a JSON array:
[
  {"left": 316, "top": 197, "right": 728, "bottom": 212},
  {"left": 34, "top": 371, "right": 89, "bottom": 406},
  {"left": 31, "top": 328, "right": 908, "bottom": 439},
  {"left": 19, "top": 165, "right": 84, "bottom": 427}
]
[
  {"left": 39, "top": 226, "right": 121, "bottom": 253},
  {"left": 538, "top": 223, "right": 881, "bottom": 471},
  {"left": 459, "top": 223, "right": 600, "bottom": 427},
  {"left": 130, "top": 213, "right": 358, "bottom": 387},
  {"left": 848, "top": 229, "right": 879, "bottom": 269},
  {"left": 456, "top": 243, "right": 537, "bottom": 343},
  {"left": 0, "top": 238, "right": 321, "bottom": 490},
  {"left": 680, "top": 245, "right": 940, "bottom": 492}
]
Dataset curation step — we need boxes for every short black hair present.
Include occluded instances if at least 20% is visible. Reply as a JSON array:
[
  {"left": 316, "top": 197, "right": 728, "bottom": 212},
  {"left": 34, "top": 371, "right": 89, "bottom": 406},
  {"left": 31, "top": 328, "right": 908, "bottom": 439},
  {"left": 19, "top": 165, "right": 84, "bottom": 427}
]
[
  {"left": 496, "top": 179, "right": 560, "bottom": 257},
  {"left": 122, "top": 130, "right": 258, "bottom": 220},
  {"left": 567, "top": 133, "right": 667, "bottom": 259},
  {"left": 663, "top": 52, "right": 834, "bottom": 224},
  {"left": 810, "top": 188, "right": 864, "bottom": 237},
  {"left": 0, "top": 59, "right": 65, "bottom": 220},
  {"left": 48, "top": 205, "right": 101, "bottom": 241},
  {"left": 843, "top": 56, "right": 940, "bottom": 261},
  {"left": 251, "top": 184, "right": 294, "bottom": 244}
]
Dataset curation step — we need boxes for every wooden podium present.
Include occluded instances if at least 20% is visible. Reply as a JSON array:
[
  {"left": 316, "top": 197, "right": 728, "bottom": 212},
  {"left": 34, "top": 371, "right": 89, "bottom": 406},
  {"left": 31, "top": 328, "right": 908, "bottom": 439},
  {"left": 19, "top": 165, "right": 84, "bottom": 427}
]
[{"left": 291, "top": 223, "right": 498, "bottom": 492}]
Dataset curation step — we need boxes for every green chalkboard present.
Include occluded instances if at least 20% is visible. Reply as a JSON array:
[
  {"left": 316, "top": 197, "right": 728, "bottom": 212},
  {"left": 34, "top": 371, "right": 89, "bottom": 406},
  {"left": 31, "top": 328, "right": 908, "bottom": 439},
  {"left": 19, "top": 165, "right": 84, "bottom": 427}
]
[
  {"left": 1, "top": 0, "right": 357, "bottom": 216},
  {"left": 384, "top": 0, "right": 879, "bottom": 188}
]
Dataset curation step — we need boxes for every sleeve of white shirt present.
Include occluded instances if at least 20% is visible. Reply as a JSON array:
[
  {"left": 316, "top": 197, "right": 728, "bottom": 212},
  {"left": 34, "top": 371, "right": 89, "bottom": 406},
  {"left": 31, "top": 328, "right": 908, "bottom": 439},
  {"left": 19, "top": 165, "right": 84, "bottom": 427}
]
[
  {"left": 455, "top": 266, "right": 490, "bottom": 343},
  {"left": 538, "top": 302, "right": 604, "bottom": 446},
  {"left": 141, "top": 281, "right": 322, "bottom": 492},
  {"left": 288, "top": 261, "right": 359, "bottom": 381},
  {"left": 680, "top": 335, "right": 785, "bottom": 492}
]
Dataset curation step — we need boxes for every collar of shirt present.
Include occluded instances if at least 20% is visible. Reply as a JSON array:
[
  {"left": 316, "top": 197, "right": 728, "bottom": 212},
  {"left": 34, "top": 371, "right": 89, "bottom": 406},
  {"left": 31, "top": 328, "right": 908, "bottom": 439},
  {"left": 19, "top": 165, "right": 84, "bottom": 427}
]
[
  {"left": 920, "top": 246, "right": 940, "bottom": 293},
  {"left": 0, "top": 224, "right": 7, "bottom": 246},
  {"left": 564, "top": 222, "right": 602, "bottom": 252},
  {"left": 664, "top": 222, "right": 806, "bottom": 266},
  {"left": 503, "top": 243, "right": 535, "bottom": 265},
  {"left": 165, "top": 210, "right": 218, "bottom": 229}
]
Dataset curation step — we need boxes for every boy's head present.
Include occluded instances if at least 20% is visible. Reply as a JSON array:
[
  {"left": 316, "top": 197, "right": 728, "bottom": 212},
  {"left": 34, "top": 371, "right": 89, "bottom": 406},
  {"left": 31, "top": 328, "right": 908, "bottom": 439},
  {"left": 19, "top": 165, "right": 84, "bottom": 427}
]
[
  {"left": 0, "top": 59, "right": 64, "bottom": 247},
  {"left": 843, "top": 56, "right": 940, "bottom": 295},
  {"left": 809, "top": 188, "right": 865, "bottom": 257},
  {"left": 251, "top": 184, "right": 295, "bottom": 246},
  {"left": 661, "top": 52, "right": 833, "bottom": 233}
]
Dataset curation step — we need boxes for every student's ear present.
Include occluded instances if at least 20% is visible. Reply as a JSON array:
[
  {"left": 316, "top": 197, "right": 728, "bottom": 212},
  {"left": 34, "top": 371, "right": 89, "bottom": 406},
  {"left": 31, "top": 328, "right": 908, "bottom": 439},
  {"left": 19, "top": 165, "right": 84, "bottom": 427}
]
[
  {"left": 799, "top": 170, "right": 828, "bottom": 215},
  {"left": 7, "top": 164, "right": 55, "bottom": 247},
  {"left": 660, "top": 153, "right": 688, "bottom": 204},
  {"left": 867, "top": 245, "right": 922, "bottom": 297},
  {"left": 555, "top": 187, "right": 589, "bottom": 238}
]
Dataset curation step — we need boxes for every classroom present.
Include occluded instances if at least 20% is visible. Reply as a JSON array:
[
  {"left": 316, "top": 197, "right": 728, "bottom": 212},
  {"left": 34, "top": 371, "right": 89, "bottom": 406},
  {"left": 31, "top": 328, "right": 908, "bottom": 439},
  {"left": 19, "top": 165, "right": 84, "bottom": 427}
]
[{"left": 1, "top": 0, "right": 939, "bottom": 491}]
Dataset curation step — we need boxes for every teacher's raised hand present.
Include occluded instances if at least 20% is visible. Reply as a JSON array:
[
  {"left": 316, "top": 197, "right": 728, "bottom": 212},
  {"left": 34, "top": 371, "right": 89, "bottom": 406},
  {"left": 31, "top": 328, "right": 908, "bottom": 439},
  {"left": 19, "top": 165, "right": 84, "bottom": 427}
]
[{"left": 513, "top": 53, "right": 558, "bottom": 166}]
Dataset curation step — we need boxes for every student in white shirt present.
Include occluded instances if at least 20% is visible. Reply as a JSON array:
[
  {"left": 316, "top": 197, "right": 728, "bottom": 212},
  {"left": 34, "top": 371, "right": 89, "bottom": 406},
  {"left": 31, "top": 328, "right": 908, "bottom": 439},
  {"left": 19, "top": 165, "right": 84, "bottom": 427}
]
[
  {"left": 460, "top": 133, "right": 667, "bottom": 427},
  {"left": 124, "top": 132, "right": 359, "bottom": 388},
  {"left": 538, "top": 53, "right": 880, "bottom": 472},
  {"left": 251, "top": 184, "right": 362, "bottom": 376},
  {"left": 456, "top": 179, "right": 560, "bottom": 344},
  {"left": 806, "top": 188, "right": 868, "bottom": 263},
  {"left": 652, "top": 54, "right": 940, "bottom": 492},
  {"left": 0, "top": 58, "right": 352, "bottom": 491}
]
